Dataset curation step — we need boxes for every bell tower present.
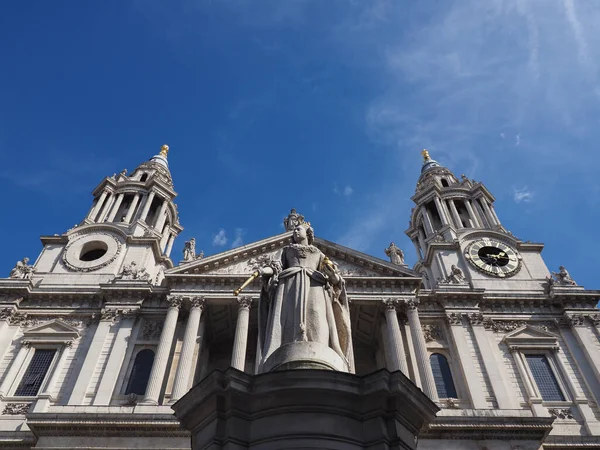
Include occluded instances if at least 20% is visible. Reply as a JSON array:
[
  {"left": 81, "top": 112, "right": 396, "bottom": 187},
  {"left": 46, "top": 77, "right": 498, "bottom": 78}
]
[
  {"left": 406, "top": 150, "right": 552, "bottom": 292},
  {"left": 31, "top": 145, "right": 183, "bottom": 287}
]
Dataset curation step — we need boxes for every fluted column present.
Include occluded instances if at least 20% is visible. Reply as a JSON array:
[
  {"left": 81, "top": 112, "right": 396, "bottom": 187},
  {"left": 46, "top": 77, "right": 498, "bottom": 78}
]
[
  {"left": 142, "top": 296, "right": 182, "bottom": 405},
  {"left": 171, "top": 297, "right": 205, "bottom": 402},
  {"left": 406, "top": 299, "right": 439, "bottom": 401},
  {"left": 448, "top": 200, "right": 463, "bottom": 229},
  {"left": 88, "top": 190, "right": 108, "bottom": 222},
  {"left": 0, "top": 341, "right": 31, "bottom": 398},
  {"left": 420, "top": 207, "right": 435, "bottom": 235},
  {"left": 231, "top": 296, "right": 252, "bottom": 371},
  {"left": 139, "top": 191, "right": 156, "bottom": 222},
  {"left": 154, "top": 199, "right": 169, "bottom": 230},
  {"left": 165, "top": 233, "right": 176, "bottom": 257},
  {"left": 382, "top": 299, "right": 409, "bottom": 375},
  {"left": 433, "top": 197, "right": 449, "bottom": 226},
  {"left": 464, "top": 200, "right": 480, "bottom": 227},
  {"left": 123, "top": 193, "right": 141, "bottom": 224},
  {"left": 106, "top": 193, "right": 124, "bottom": 222},
  {"left": 97, "top": 193, "right": 115, "bottom": 223},
  {"left": 480, "top": 198, "right": 498, "bottom": 226}
]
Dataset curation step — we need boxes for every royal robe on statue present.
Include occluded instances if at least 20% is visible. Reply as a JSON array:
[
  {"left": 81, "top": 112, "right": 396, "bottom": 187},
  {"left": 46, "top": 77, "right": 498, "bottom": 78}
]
[{"left": 258, "top": 243, "right": 354, "bottom": 373}]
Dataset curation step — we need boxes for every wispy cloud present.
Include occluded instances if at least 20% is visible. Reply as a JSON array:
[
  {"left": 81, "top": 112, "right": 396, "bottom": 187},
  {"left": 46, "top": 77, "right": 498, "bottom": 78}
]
[
  {"left": 231, "top": 228, "right": 245, "bottom": 248},
  {"left": 333, "top": 183, "right": 354, "bottom": 196},
  {"left": 212, "top": 229, "right": 228, "bottom": 246},
  {"left": 513, "top": 187, "right": 534, "bottom": 203}
]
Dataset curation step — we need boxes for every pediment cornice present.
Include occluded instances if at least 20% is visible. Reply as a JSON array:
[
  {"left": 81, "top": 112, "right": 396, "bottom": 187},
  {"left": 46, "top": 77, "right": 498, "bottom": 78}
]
[{"left": 166, "top": 232, "right": 420, "bottom": 281}]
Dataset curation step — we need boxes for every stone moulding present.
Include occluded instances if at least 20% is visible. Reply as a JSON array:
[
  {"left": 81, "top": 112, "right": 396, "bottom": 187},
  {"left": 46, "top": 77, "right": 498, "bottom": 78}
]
[
  {"left": 421, "top": 415, "right": 554, "bottom": 441},
  {"left": 172, "top": 368, "right": 439, "bottom": 450}
]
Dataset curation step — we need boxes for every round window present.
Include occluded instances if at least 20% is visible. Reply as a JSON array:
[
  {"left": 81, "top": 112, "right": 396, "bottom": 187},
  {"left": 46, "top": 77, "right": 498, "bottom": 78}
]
[{"left": 80, "top": 241, "right": 108, "bottom": 261}]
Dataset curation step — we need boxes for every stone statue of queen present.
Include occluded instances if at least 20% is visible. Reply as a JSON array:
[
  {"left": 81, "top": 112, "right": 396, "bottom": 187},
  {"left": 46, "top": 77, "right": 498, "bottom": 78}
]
[{"left": 257, "top": 222, "right": 354, "bottom": 373}]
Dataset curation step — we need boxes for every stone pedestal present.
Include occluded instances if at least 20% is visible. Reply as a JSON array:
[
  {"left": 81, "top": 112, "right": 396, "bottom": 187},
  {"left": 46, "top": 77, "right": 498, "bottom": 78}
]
[{"left": 172, "top": 368, "right": 438, "bottom": 450}]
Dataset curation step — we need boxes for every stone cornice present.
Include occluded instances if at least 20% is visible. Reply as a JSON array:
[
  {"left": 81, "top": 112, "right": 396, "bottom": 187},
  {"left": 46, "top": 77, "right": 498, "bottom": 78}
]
[
  {"left": 421, "top": 415, "right": 553, "bottom": 441},
  {"left": 26, "top": 412, "right": 189, "bottom": 438}
]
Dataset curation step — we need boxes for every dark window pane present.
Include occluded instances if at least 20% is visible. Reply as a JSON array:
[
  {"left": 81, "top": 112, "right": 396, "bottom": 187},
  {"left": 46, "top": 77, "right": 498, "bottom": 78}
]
[
  {"left": 525, "top": 355, "right": 565, "bottom": 401},
  {"left": 14, "top": 349, "right": 56, "bottom": 397},
  {"left": 125, "top": 349, "right": 155, "bottom": 395},
  {"left": 430, "top": 353, "right": 457, "bottom": 398}
]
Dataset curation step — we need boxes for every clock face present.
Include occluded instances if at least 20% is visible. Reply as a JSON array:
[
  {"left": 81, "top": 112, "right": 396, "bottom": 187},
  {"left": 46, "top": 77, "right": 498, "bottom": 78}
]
[{"left": 465, "top": 239, "right": 521, "bottom": 278}]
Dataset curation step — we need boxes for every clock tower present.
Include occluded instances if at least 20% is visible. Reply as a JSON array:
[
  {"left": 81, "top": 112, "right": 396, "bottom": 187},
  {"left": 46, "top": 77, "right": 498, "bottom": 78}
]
[{"left": 406, "top": 150, "right": 554, "bottom": 293}]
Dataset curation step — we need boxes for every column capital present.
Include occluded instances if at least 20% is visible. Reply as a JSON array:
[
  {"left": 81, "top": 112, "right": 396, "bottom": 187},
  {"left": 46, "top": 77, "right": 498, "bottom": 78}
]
[
  {"left": 167, "top": 295, "right": 184, "bottom": 309},
  {"left": 445, "top": 312, "right": 463, "bottom": 326},
  {"left": 564, "top": 312, "right": 586, "bottom": 327},
  {"left": 466, "top": 312, "right": 484, "bottom": 326},
  {"left": 190, "top": 296, "right": 206, "bottom": 310},
  {"left": 382, "top": 298, "right": 400, "bottom": 311},
  {"left": 237, "top": 296, "right": 253, "bottom": 310},
  {"left": 405, "top": 298, "right": 419, "bottom": 310}
]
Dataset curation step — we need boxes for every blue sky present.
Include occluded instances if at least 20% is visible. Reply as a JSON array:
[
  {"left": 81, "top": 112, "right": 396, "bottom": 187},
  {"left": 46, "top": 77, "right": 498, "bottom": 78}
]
[{"left": 1, "top": 1, "right": 599, "bottom": 288}]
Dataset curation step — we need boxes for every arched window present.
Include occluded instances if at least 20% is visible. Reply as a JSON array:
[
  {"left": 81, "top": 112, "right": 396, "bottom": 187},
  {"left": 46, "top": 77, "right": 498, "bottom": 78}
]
[
  {"left": 125, "top": 349, "right": 155, "bottom": 395},
  {"left": 430, "top": 353, "right": 457, "bottom": 398},
  {"left": 441, "top": 178, "right": 449, "bottom": 187}
]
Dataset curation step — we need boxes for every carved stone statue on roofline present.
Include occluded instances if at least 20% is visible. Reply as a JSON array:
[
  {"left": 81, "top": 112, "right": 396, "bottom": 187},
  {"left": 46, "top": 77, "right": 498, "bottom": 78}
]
[
  {"left": 550, "top": 265, "right": 577, "bottom": 286},
  {"left": 118, "top": 261, "right": 150, "bottom": 282},
  {"left": 385, "top": 242, "right": 407, "bottom": 266},
  {"left": 9, "top": 258, "right": 34, "bottom": 280},
  {"left": 182, "top": 238, "right": 204, "bottom": 263},
  {"left": 255, "top": 220, "right": 354, "bottom": 374}
]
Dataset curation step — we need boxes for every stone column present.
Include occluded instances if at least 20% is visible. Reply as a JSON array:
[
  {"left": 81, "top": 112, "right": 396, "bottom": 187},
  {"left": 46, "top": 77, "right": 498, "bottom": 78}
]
[
  {"left": 0, "top": 341, "right": 31, "bottom": 398},
  {"left": 88, "top": 190, "right": 108, "bottom": 222},
  {"left": 403, "top": 321, "right": 422, "bottom": 388},
  {"left": 433, "top": 197, "right": 449, "bottom": 226},
  {"left": 139, "top": 191, "right": 156, "bottom": 223},
  {"left": 567, "top": 314, "right": 600, "bottom": 383},
  {"left": 171, "top": 297, "right": 206, "bottom": 403},
  {"left": 445, "top": 313, "right": 487, "bottom": 408},
  {"left": 97, "top": 193, "right": 115, "bottom": 223},
  {"left": 468, "top": 313, "right": 516, "bottom": 409},
  {"left": 420, "top": 207, "right": 435, "bottom": 236},
  {"left": 464, "top": 200, "right": 481, "bottom": 227},
  {"left": 93, "top": 310, "right": 138, "bottom": 405},
  {"left": 106, "top": 193, "right": 124, "bottom": 222},
  {"left": 490, "top": 205, "right": 501, "bottom": 226},
  {"left": 448, "top": 199, "right": 463, "bottom": 229},
  {"left": 406, "top": 299, "right": 439, "bottom": 401},
  {"left": 417, "top": 229, "right": 427, "bottom": 255},
  {"left": 165, "top": 233, "right": 176, "bottom": 257},
  {"left": 154, "top": 199, "right": 169, "bottom": 230},
  {"left": 123, "top": 193, "right": 141, "bottom": 224},
  {"left": 412, "top": 240, "right": 423, "bottom": 261},
  {"left": 480, "top": 198, "right": 498, "bottom": 226},
  {"left": 160, "top": 226, "right": 171, "bottom": 252},
  {"left": 382, "top": 299, "right": 409, "bottom": 375},
  {"left": 142, "top": 296, "right": 182, "bottom": 405},
  {"left": 231, "top": 296, "right": 252, "bottom": 371},
  {"left": 68, "top": 317, "right": 112, "bottom": 405}
]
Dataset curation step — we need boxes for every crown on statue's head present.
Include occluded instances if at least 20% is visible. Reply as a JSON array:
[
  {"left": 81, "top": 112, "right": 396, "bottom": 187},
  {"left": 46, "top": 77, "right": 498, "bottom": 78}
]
[{"left": 298, "top": 220, "right": 312, "bottom": 229}]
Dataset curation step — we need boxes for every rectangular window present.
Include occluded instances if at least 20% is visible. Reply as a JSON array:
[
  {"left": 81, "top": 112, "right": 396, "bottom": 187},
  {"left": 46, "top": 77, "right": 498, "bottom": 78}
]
[
  {"left": 525, "top": 354, "right": 565, "bottom": 401},
  {"left": 14, "top": 349, "right": 56, "bottom": 397}
]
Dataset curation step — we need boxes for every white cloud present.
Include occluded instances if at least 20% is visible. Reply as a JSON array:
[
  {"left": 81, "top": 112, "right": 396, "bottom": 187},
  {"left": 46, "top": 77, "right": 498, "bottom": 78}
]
[
  {"left": 333, "top": 183, "right": 354, "bottom": 196},
  {"left": 212, "top": 229, "right": 228, "bottom": 246},
  {"left": 231, "top": 228, "right": 245, "bottom": 248},
  {"left": 513, "top": 187, "right": 534, "bottom": 203}
]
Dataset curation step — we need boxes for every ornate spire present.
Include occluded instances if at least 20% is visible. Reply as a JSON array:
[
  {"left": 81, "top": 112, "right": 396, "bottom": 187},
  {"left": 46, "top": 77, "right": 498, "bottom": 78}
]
[
  {"left": 420, "top": 149, "right": 441, "bottom": 174},
  {"left": 421, "top": 149, "right": 431, "bottom": 161}
]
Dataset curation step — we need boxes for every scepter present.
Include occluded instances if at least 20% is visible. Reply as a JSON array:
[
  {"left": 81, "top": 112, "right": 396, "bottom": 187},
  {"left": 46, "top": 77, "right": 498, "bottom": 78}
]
[{"left": 233, "top": 271, "right": 260, "bottom": 296}]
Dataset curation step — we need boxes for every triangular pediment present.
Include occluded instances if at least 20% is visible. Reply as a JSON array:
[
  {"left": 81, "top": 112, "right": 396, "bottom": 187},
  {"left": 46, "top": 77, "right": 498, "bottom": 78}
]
[
  {"left": 22, "top": 319, "right": 80, "bottom": 342},
  {"left": 503, "top": 325, "right": 558, "bottom": 350},
  {"left": 167, "top": 232, "right": 419, "bottom": 279}
]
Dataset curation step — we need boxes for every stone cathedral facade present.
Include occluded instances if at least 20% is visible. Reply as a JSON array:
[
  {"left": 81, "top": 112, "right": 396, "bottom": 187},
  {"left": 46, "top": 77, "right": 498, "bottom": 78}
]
[{"left": 0, "top": 146, "right": 599, "bottom": 449}]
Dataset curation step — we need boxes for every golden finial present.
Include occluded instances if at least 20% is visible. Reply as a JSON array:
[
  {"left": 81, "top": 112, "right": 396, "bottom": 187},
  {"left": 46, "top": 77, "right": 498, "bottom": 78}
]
[
  {"left": 421, "top": 149, "right": 431, "bottom": 161},
  {"left": 160, "top": 144, "right": 169, "bottom": 158}
]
